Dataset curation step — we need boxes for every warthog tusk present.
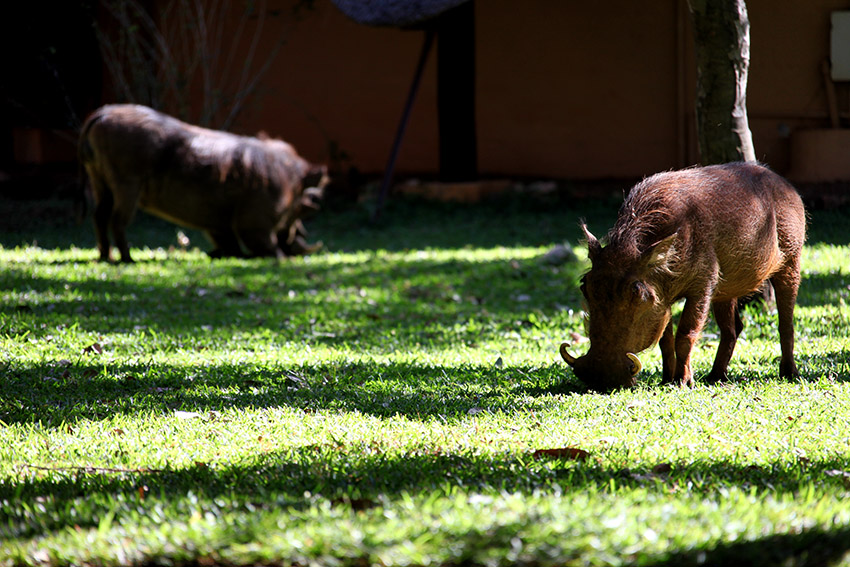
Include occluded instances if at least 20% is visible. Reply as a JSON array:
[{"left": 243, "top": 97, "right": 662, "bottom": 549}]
[
  {"left": 560, "top": 343, "right": 577, "bottom": 366},
  {"left": 626, "top": 353, "right": 642, "bottom": 377}
]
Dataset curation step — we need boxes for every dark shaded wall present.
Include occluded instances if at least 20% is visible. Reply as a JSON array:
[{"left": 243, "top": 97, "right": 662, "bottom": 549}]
[
  {"left": 6, "top": 0, "right": 848, "bottom": 183},
  {"left": 2, "top": 2, "right": 102, "bottom": 167}
]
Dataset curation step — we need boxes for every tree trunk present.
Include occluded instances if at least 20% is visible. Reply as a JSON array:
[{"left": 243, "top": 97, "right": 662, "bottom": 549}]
[
  {"left": 689, "top": 0, "right": 756, "bottom": 164},
  {"left": 691, "top": 0, "right": 773, "bottom": 305}
]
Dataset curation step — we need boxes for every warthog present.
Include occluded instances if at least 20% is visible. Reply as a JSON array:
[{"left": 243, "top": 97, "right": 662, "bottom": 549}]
[
  {"left": 560, "top": 162, "right": 806, "bottom": 391},
  {"left": 79, "top": 104, "right": 327, "bottom": 262}
]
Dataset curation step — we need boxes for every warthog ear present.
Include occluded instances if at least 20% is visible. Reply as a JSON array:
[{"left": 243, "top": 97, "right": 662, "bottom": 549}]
[
  {"left": 642, "top": 232, "right": 678, "bottom": 271},
  {"left": 301, "top": 187, "right": 323, "bottom": 211},
  {"left": 581, "top": 223, "right": 602, "bottom": 261}
]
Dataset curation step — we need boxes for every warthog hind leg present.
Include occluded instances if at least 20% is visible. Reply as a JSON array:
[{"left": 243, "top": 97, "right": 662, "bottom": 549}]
[
  {"left": 205, "top": 230, "right": 244, "bottom": 258},
  {"left": 771, "top": 263, "right": 801, "bottom": 379},
  {"left": 705, "top": 299, "right": 743, "bottom": 384},
  {"left": 92, "top": 185, "right": 114, "bottom": 262}
]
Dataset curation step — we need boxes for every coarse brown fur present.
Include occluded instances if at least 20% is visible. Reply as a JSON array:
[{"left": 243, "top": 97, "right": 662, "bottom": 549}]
[
  {"left": 562, "top": 162, "right": 806, "bottom": 391},
  {"left": 78, "top": 104, "right": 327, "bottom": 263}
]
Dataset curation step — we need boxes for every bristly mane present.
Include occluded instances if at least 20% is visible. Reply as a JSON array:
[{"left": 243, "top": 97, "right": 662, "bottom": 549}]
[
  {"left": 129, "top": 105, "right": 308, "bottom": 196},
  {"left": 180, "top": 130, "right": 307, "bottom": 195},
  {"left": 607, "top": 173, "right": 682, "bottom": 255}
]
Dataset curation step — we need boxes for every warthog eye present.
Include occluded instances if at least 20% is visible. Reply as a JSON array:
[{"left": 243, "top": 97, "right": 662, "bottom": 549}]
[{"left": 631, "top": 281, "right": 654, "bottom": 303}]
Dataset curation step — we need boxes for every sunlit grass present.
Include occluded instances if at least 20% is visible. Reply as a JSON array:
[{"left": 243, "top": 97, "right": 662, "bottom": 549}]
[{"left": 1, "top": 196, "right": 849, "bottom": 566}]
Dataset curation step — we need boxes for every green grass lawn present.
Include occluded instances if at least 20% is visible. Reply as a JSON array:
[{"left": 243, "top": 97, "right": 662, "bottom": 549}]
[{"left": 1, "top": 191, "right": 849, "bottom": 566}]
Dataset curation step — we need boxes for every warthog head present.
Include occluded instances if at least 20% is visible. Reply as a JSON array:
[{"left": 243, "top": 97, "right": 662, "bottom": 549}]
[{"left": 561, "top": 224, "right": 678, "bottom": 391}]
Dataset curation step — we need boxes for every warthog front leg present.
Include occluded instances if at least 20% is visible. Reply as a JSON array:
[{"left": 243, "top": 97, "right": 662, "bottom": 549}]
[
  {"left": 658, "top": 314, "right": 676, "bottom": 385},
  {"left": 672, "top": 296, "right": 713, "bottom": 388},
  {"left": 237, "top": 228, "right": 283, "bottom": 259},
  {"left": 278, "top": 220, "right": 322, "bottom": 256}
]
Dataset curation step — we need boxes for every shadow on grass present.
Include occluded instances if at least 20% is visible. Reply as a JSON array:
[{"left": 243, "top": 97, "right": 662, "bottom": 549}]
[
  {"left": 2, "top": 193, "right": 850, "bottom": 253},
  {"left": 806, "top": 204, "right": 850, "bottom": 246},
  {"left": 315, "top": 194, "right": 623, "bottom": 252},
  {"left": 647, "top": 527, "right": 850, "bottom": 567},
  {"left": 4, "top": 443, "right": 850, "bottom": 552},
  {"left": 3, "top": 344, "right": 847, "bottom": 429},
  {"left": 0, "top": 192, "right": 620, "bottom": 254},
  {"left": 0, "top": 358, "right": 584, "bottom": 427},
  {"left": 2, "top": 238, "right": 844, "bottom": 369},
  {"left": 798, "top": 270, "right": 850, "bottom": 307},
  {"left": 1, "top": 250, "right": 589, "bottom": 358},
  {"left": 795, "top": 350, "right": 850, "bottom": 381},
  {"left": 2, "top": 197, "right": 847, "bottom": 383}
]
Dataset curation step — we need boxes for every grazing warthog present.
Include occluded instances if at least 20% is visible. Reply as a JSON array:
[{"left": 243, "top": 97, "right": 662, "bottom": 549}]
[
  {"left": 78, "top": 104, "right": 327, "bottom": 262},
  {"left": 560, "top": 162, "right": 806, "bottom": 391}
]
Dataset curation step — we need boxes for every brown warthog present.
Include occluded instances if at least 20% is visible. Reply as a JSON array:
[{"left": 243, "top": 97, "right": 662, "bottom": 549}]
[
  {"left": 560, "top": 162, "right": 806, "bottom": 391},
  {"left": 78, "top": 104, "right": 327, "bottom": 262}
]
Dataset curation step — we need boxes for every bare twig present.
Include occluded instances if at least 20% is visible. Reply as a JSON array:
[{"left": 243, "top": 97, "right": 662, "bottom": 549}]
[
  {"left": 93, "top": 0, "right": 296, "bottom": 129},
  {"left": 19, "top": 463, "right": 166, "bottom": 475},
  {"left": 223, "top": 34, "right": 288, "bottom": 130}
]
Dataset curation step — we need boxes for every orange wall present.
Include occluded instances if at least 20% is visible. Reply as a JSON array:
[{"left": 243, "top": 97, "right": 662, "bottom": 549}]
[
  {"left": 204, "top": 0, "right": 847, "bottom": 179},
  {"left": 476, "top": 1, "right": 685, "bottom": 178},
  {"left": 234, "top": 2, "right": 439, "bottom": 175}
]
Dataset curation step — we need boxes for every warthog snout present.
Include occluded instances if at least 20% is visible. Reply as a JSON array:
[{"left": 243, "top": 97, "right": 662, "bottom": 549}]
[{"left": 560, "top": 343, "right": 642, "bottom": 391}]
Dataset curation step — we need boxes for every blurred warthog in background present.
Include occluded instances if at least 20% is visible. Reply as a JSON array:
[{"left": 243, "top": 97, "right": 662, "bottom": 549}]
[{"left": 79, "top": 104, "right": 327, "bottom": 262}]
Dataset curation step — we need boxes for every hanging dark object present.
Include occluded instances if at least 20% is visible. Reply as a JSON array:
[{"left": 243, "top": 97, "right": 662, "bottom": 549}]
[
  {"left": 332, "top": 0, "right": 477, "bottom": 221},
  {"left": 330, "top": 0, "right": 469, "bottom": 27}
]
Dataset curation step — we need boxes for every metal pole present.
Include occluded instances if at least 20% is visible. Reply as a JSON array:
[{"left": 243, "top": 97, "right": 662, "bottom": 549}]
[{"left": 372, "top": 28, "right": 436, "bottom": 222}]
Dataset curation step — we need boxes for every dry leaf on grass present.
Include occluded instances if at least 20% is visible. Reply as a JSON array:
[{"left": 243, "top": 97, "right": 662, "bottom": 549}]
[
  {"left": 531, "top": 447, "right": 591, "bottom": 461},
  {"left": 83, "top": 343, "right": 103, "bottom": 354}
]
